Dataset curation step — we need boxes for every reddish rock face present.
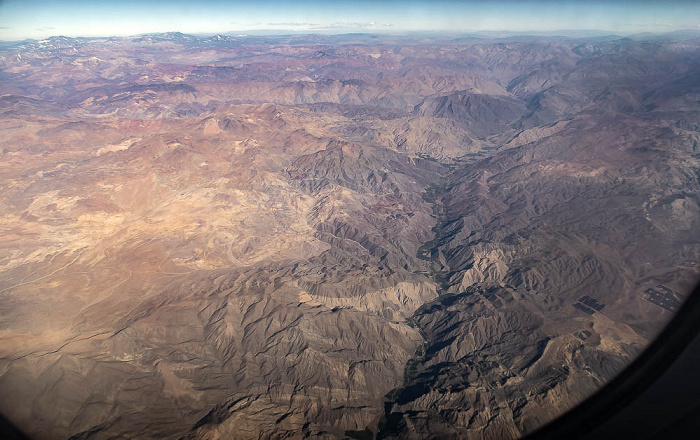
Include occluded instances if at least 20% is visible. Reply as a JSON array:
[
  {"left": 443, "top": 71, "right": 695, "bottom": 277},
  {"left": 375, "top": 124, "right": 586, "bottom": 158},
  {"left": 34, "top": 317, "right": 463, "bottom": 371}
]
[{"left": 0, "top": 33, "right": 698, "bottom": 440}]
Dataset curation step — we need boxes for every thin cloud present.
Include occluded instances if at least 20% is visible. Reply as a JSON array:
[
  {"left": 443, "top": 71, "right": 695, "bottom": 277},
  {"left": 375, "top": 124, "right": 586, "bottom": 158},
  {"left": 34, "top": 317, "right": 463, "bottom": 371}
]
[
  {"left": 309, "top": 22, "right": 384, "bottom": 30},
  {"left": 266, "top": 22, "right": 320, "bottom": 27}
]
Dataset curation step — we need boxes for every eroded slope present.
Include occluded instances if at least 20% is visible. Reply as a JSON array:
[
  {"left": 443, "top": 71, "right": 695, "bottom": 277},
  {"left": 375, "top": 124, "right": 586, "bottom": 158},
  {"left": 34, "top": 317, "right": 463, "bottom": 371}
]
[{"left": 0, "top": 33, "right": 698, "bottom": 440}]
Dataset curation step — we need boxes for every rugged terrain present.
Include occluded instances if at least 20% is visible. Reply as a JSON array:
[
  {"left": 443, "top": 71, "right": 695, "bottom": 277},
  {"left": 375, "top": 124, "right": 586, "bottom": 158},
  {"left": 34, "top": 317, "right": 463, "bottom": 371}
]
[{"left": 0, "top": 32, "right": 699, "bottom": 439}]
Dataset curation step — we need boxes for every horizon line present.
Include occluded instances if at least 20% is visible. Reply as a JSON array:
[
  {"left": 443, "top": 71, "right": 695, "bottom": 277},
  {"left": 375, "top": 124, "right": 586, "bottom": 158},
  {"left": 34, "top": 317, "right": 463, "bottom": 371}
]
[{"left": 3, "top": 28, "right": 700, "bottom": 44}]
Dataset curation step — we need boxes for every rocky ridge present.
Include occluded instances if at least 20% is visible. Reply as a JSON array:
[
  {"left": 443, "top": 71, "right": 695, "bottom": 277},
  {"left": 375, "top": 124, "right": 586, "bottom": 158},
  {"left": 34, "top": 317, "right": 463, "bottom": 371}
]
[{"left": 0, "top": 32, "right": 698, "bottom": 439}]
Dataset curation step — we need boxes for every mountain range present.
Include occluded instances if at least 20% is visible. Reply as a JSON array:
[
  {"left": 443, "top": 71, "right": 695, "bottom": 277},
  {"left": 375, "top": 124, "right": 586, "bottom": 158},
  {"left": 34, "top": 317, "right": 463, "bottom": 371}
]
[{"left": 0, "top": 32, "right": 698, "bottom": 439}]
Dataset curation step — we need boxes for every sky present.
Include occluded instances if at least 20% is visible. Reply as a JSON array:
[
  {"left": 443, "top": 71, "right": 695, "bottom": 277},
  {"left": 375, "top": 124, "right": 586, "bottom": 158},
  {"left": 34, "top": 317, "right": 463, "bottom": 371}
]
[{"left": 0, "top": 0, "right": 699, "bottom": 41}]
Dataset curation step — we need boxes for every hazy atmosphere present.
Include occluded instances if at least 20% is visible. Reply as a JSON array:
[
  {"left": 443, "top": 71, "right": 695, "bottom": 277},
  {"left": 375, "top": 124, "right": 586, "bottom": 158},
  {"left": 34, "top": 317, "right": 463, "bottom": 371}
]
[
  {"left": 1, "top": 1, "right": 699, "bottom": 439},
  {"left": 1, "top": 0, "right": 700, "bottom": 40}
]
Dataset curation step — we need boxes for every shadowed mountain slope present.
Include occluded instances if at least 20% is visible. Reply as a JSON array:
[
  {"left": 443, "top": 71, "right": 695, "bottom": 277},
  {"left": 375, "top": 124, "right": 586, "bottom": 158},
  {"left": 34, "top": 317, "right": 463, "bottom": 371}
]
[{"left": 0, "top": 32, "right": 698, "bottom": 440}]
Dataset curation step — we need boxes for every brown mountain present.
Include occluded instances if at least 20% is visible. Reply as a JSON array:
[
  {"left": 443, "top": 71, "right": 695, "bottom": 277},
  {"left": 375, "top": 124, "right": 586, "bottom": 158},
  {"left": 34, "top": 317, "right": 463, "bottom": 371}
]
[{"left": 0, "top": 32, "right": 698, "bottom": 440}]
